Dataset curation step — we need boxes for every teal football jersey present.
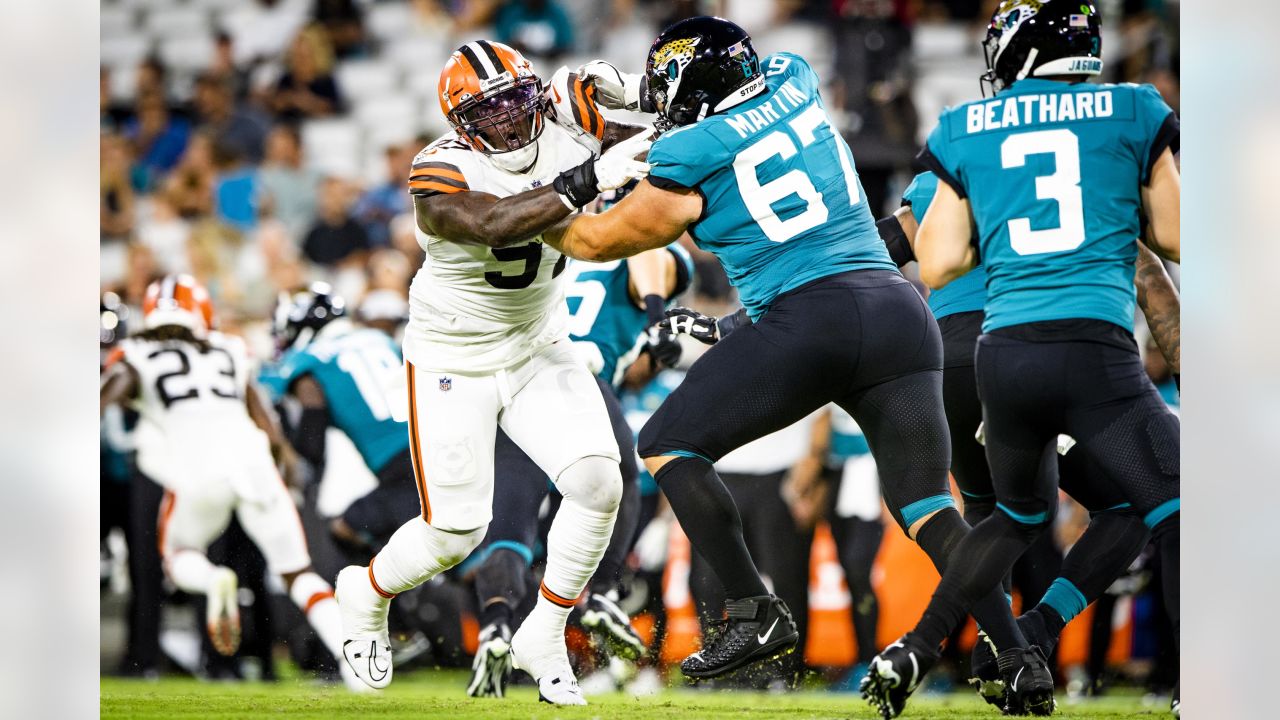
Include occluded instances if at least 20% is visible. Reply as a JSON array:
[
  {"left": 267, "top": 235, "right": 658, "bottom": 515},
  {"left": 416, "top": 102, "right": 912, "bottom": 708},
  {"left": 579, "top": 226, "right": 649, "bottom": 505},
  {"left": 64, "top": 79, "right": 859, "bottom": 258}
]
[
  {"left": 564, "top": 244, "right": 694, "bottom": 387},
  {"left": 923, "top": 80, "right": 1177, "bottom": 332},
  {"left": 647, "top": 52, "right": 897, "bottom": 319},
  {"left": 270, "top": 326, "right": 409, "bottom": 473},
  {"left": 902, "top": 171, "right": 987, "bottom": 319}
]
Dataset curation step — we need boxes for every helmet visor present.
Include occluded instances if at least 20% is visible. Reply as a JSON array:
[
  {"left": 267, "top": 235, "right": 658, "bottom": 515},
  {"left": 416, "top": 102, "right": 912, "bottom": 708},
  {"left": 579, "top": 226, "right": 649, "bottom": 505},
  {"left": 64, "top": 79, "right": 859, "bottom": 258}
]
[{"left": 453, "top": 81, "right": 543, "bottom": 154}]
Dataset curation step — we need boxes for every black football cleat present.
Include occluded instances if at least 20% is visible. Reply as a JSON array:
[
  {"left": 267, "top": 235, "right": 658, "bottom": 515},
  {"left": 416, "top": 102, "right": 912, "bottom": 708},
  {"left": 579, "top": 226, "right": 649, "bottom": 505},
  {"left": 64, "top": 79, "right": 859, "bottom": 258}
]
[
  {"left": 969, "top": 631, "right": 1006, "bottom": 708},
  {"left": 861, "top": 635, "right": 938, "bottom": 719},
  {"left": 998, "top": 645, "right": 1055, "bottom": 716},
  {"left": 679, "top": 594, "right": 798, "bottom": 679}
]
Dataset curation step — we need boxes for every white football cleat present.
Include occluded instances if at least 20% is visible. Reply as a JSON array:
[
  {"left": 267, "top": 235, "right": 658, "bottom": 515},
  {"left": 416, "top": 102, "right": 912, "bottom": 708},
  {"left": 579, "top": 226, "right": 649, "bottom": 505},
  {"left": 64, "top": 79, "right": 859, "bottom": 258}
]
[
  {"left": 467, "top": 623, "right": 513, "bottom": 698},
  {"left": 580, "top": 590, "right": 645, "bottom": 660},
  {"left": 335, "top": 565, "right": 393, "bottom": 689},
  {"left": 206, "top": 567, "right": 240, "bottom": 657},
  {"left": 510, "top": 607, "right": 585, "bottom": 705}
]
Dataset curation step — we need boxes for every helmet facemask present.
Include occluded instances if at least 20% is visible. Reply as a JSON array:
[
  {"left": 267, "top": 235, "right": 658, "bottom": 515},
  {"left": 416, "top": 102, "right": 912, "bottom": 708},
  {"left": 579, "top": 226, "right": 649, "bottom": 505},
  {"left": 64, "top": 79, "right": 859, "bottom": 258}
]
[{"left": 449, "top": 76, "right": 545, "bottom": 171}]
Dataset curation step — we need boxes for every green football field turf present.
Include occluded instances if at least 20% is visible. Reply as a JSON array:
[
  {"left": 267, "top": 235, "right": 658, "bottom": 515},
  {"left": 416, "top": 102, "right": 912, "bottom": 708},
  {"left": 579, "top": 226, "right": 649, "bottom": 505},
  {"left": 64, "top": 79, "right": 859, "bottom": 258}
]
[{"left": 101, "top": 670, "right": 1169, "bottom": 719}]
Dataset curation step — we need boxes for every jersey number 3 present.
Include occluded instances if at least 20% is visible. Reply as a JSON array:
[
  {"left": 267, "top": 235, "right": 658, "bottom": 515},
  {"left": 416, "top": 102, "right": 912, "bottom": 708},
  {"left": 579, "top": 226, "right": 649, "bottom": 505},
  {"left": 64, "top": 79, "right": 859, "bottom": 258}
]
[
  {"left": 1001, "top": 129, "right": 1086, "bottom": 255},
  {"left": 732, "top": 103, "right": 861, "bottom": 243}
]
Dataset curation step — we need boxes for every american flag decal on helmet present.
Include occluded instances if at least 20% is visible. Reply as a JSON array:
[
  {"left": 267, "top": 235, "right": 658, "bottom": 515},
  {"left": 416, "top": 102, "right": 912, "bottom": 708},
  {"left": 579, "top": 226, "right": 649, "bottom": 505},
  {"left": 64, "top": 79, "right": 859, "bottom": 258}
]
[{"left": 1069, "top": 13, "right": 1088, "bottom": 27}]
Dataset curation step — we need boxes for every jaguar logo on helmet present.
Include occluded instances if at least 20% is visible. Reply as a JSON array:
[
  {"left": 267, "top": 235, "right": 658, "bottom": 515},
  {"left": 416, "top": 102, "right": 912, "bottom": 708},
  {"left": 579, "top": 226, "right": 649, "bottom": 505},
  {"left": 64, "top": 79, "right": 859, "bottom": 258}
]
[{"left": 644, "top": 17, "right": 764, "bottom": 128}]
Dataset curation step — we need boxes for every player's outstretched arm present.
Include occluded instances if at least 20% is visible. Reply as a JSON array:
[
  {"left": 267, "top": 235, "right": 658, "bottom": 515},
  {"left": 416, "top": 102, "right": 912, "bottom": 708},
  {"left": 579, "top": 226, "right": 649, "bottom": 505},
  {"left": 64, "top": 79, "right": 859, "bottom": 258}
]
[
  {"left": 287, "top": 375, "right": 331, "bottom": 469},
  {"left": 543, "top": 179, "right": 701, "bottom": 262},
  {"left": 1135, "top": 239, "right": 1180, "bottom": 375},
  {"left": 415, "top": 186, "right": 573, "bottom": 249},
  {"left": 1141, "top": 147, "right": 1180, "bottom": 263},
  {"left": 246, "top": 382, "right": 301, "bottom": 485},
  {"left": 915, "top": 180, "right": 978, "bottom": 289}
]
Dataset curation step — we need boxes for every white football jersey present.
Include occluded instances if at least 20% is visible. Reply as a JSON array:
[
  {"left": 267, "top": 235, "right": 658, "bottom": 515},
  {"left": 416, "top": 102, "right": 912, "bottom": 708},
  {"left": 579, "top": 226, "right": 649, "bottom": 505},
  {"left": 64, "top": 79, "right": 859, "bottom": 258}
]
[
  {"left": 403, "top": 66, "right": 606, "bottom": 374},
  {"left": 116, "top": 332, "right": 268, "bottom": 487}
]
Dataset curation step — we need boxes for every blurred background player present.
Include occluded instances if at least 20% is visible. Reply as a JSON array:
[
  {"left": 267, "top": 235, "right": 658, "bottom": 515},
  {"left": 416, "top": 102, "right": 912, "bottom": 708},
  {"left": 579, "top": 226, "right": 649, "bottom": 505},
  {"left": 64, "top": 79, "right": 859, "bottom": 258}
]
[
  {"left": 262, "top": 282, "right": 418, "bottom": 558},
  {"left": 99, "top": 274, "right": 362, "bottom": 691},
  {"left": 467, "top": 186, "right": 693, "bottom": 698},
  {"left": 333, "top": 39, "right": 652, "bottom": 704},
  {"left": 863, "top": 1, "right": 1180, "bottom": 715},
  {"left": 552, "top": 15, "right": 1020, "bottom": 682}
]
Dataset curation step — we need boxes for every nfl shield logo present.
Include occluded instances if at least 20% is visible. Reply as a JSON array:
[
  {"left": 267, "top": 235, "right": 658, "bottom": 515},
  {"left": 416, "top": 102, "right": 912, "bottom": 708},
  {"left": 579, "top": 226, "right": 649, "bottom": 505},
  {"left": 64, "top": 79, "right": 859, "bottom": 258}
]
[{"left": 439, "top": 376, "right": 452, "bottom": 392}]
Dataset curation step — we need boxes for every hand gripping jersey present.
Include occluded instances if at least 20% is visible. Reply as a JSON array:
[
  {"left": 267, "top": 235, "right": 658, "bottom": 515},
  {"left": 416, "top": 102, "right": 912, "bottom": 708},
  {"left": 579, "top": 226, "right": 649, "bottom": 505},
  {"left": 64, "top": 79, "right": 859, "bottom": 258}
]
[
  {"left": 902, "top": 171, "right": 988, "bottom": 320},
  {"left": 404, "top": 67, "right": 607, "bottom": 373},
  {"left": 563, "top": 244, "right": 694, "bottom": 388},
  {"left": 262, "top": 323, "right": 409, "bottom": 474},
  {"left": 116, "top": 332, "right": 271, "bottom": 491},
  {"left": 920, "top": 80, "right": 1179, "bottom": 332},
  {"left": 646, "top": 52, "right": 896, "bottom": 320}
]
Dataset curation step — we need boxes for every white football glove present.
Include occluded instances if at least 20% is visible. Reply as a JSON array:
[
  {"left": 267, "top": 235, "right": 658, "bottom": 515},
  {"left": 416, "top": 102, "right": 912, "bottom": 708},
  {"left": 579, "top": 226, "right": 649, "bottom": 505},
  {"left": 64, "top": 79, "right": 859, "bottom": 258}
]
[
  {"left": 577, "top": 59, "right": 646, "bottom": 111},
  {"left": 593, "top": 127, "right": 653, "bottom": 192}
]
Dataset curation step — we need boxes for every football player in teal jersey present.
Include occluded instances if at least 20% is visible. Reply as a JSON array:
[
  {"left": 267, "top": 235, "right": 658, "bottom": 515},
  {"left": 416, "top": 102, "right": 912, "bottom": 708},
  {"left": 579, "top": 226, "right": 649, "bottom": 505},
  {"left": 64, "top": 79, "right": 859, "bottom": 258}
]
[
  {"left": 861, "top": 2, "right": 1180, "bottom": 716},
  {"left": 877, "top": 170, "right": 1179, "bottom": 711},
  {"left": 465, "top": 223, "right": 693, "bottom": 699},
  {"left": 262, "top": 283, "right": 420, "bottom": 557},
  {"left": 552, "top": 16, "right": 1022, "bottom": 680}
]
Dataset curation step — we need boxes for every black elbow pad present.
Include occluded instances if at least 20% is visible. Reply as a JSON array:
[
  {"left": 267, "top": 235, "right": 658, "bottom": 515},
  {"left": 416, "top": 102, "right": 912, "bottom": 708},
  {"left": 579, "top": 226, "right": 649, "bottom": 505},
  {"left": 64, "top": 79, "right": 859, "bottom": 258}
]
[{"left": 877, "top": 214, "right": 915, "bottom": 268}]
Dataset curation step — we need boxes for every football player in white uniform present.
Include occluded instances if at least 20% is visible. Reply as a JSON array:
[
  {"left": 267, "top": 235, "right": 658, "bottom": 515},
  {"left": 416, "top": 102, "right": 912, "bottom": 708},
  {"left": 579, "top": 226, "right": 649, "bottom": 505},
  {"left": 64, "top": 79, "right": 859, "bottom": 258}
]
[
  {"left": 99, "top": 275, "right": 362, "bottom": 691},
  {"left": 333, "top": 40, "right": 653, "bottom": 705}
]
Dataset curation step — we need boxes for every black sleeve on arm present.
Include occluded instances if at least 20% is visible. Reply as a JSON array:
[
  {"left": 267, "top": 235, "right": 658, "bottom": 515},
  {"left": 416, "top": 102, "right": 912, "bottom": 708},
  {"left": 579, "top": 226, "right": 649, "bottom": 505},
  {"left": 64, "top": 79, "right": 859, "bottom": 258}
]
[
  {"left": 1144, "top": 112, "right": 1180, "bottom": 185},
  {"left": 716, "top": 308, "right": 752, "bottom": 339},
  {"left": 648, "top": 175, "right": 692, "bottom": 190},
  {"left": 877, "top": 214, "right": 915, "bottom": 268},
  {"left": 915, "top": 146, "right": 967, "bottom": 199},
  {"left": 291, "top": 402, "right": 331, "bottom": 468}
]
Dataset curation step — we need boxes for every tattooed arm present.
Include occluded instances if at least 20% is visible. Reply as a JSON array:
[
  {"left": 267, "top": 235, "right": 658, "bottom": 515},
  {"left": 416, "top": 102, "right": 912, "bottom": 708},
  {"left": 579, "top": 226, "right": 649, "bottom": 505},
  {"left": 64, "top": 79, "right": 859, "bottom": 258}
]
[{"left": 1135, "top": 239, "right": 1180, "bottom": 374}]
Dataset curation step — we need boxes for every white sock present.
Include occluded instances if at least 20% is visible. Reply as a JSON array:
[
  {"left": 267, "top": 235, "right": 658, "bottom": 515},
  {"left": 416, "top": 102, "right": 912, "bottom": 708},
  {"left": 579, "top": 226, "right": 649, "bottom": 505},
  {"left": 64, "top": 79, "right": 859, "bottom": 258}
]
[
  {"left": 166, "top": 549, "right": 218, "bottom": 595},
  {"left": 289, "top": 571, "right": 342, "bottom": 661},
  {"left": 370, "top": 518, "right": 484, "bottom": 596}
]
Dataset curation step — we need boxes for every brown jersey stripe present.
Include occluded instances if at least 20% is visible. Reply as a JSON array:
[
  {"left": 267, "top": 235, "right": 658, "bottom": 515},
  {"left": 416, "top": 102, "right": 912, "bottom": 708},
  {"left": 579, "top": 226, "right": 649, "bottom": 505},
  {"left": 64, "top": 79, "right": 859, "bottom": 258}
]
[
  {"left": 409, "top": 176, "right": 465, "bottom": 193},
  {"left": 567, "top": 73, "right": 590, "bottom": 134},
  {"left": 409, "top": 167, "right": 468, "bottom": 184},
  {"left": 583, "top": 83, "right": 606, "bottom": 141}
]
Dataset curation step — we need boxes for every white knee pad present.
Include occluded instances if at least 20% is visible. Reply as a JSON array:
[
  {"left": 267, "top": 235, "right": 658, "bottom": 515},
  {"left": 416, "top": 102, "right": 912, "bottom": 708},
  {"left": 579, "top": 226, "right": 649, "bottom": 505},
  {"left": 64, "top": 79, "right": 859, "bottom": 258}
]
[
  {"left": 424, "top": 521, "right": 487, "bottom": 569},
  {"left": 555, "top": 455, "right": 623, "bottom": 514}
]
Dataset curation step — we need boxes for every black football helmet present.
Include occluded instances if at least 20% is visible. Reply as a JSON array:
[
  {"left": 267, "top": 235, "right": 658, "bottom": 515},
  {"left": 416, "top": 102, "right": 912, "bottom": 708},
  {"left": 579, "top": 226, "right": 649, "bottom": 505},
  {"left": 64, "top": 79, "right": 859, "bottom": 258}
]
[
  {"left": 273, "top": 281, "right": 346, "bottom": 355},
  {"left": 982, "top": 0, "right": 1103, "bottom": 96},
  {"left": 644, "top": 16, "right": 766, "bottom": 128}
]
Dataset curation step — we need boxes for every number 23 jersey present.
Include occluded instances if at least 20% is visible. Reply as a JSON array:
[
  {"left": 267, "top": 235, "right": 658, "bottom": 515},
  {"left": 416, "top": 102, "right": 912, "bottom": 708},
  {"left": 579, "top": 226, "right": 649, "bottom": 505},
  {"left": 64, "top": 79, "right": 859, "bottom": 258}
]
[
  {"left": 404, "top": 68, "right": 605, "bottom": 373},
  {"left": 115, "top": 332, "right": 265, "bottom": 486},
  {"left": 920, "top": 79, "right": 1178, "bottom": 333}
]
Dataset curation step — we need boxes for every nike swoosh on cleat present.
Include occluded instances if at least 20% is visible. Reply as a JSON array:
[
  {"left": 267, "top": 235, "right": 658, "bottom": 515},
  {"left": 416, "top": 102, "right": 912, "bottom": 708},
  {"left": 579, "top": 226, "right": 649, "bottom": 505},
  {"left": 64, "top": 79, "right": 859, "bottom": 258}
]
[
  {"left": 369, "top": 643, "right": 390, "bottom": 682},
  {"left": 1012, "top": 666, "right": 1024, "bottom": 693},
  {"left": 757, "top": 618, "right": 780, "bottom": 645}
]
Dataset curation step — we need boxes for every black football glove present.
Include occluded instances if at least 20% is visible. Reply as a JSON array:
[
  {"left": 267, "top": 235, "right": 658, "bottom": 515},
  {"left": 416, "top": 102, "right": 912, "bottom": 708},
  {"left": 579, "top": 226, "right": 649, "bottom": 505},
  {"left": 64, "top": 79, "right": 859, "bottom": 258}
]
[
  {"left": 659, "top": 306, "right": 721, "bottom": 345},
  {"left": 644, "top": 324, "right": 683, "bottom": 368}
]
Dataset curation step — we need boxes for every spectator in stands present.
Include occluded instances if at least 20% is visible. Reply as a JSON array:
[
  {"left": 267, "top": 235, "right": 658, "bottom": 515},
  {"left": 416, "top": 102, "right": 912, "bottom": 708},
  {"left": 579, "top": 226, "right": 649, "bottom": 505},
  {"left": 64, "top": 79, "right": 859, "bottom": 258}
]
[
  {"left": 212, "top": 143, "right": 259, "bottom": 234},
  {"left": 302, "top": 177, "right": 372, "bottom": 268},
  {"left": 314, "top": 0, "right": 368, "bottom": 59},
  {"left": 193, "top": 73, "right": 269, "bottom": 164},
  {"left": 209, "top": 32, "right": 250, "bottom": 101},
  {"left": 353, "top": 142, "right": 414, "bottom": 247},
  {"left": 494, "top": 0, "right": 575, "bottom": 62},
  {"left": 101, "top": 133, "right": 135, "bottom": 242},
  {"left": 257, "top": 124, "right": 322, "bottom": 240},
  {"left": 270, "top": 27, "right": 344, "bottom": 122},
  {"left": 163, "top": 131, "right": 216, "bottom": 220},
  {"left": 135, "top": 194, "right": 192, "bottom": 276},
  {"left": 124, "top": 91, "right": 191, "bottom": 192}
]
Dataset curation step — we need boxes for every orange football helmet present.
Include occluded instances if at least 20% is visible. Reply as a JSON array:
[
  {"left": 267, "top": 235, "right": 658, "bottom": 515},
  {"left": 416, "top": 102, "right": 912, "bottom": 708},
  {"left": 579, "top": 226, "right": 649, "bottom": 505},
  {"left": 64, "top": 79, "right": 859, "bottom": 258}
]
[
  {"left": 142, "top": 274, "right": 215, "bottom": 335},
  {"left": 437, "top": 40, "right": 544, "bottom": 158}
]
